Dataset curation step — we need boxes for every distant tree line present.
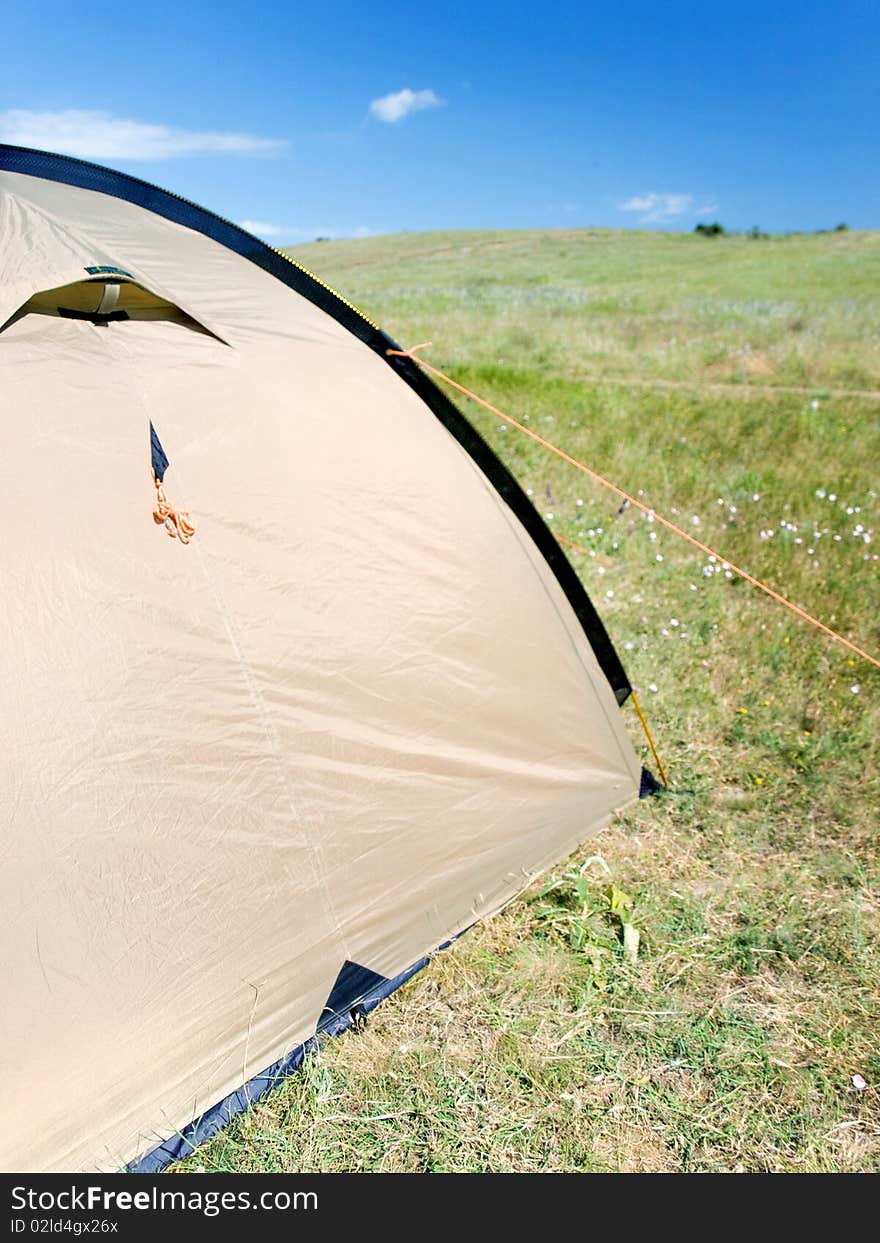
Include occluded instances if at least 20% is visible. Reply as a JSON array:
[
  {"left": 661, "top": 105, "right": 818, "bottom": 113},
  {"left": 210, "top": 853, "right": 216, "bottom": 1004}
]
[{"left": 693, "top": 222, "right": 849, "bottom": 238}]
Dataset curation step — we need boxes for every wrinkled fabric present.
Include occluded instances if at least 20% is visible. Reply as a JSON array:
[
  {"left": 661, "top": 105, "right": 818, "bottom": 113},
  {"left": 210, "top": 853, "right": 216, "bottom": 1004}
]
[{"left": 0, "top": 167, "right": 640, "bottom": 1172}]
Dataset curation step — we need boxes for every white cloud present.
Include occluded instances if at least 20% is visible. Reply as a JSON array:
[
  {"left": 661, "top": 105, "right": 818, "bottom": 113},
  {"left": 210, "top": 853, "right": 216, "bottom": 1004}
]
[
  {"left": 619, "top": 192, "right": 716, "bottom": 224},
  {"left": 239, "top": 220, "right": 373, "bottom": 242},
  {"left": 0, "top": 109, "right": 285, "bottom": 160},
  {"left": 369, "top": 88, "right": 441, "bottom": 123},
  {"left": 239, "top": 219, "right": 288, "bottom": 237}
]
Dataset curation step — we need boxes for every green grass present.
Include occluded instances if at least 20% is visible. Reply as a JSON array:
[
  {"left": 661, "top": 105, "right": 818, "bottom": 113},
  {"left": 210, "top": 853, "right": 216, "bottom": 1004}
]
[{"left": 180, "top": 228, "right": 880, "bottom": 1173}]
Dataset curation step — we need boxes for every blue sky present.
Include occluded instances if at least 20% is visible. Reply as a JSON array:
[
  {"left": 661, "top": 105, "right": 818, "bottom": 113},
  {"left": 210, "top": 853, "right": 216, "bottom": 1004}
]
[{"left": 2, "top": 1, "right": 877, "bottom": 239}]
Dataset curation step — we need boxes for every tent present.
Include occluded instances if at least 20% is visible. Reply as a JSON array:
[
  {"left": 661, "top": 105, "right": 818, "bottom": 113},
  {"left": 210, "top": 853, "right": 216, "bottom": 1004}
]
[{"left": 0, "top": 145, "right": 652, "bottom": 1173}]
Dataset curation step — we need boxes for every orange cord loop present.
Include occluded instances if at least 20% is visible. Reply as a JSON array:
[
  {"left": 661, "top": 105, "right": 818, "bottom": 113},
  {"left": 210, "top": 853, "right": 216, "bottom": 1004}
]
[
  {"left": 152, "top": 471, "right": 195, "bottom": 545},
  {"left": 388, "top": 345, "right": 880, "bottom": 673}
]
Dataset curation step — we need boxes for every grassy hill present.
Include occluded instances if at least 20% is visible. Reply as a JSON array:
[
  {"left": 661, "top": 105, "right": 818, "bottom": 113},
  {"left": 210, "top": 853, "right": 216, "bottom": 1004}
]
[
  {"left": 296, "top": 226, "right": 880, "bottom": 391},
  {"left": 184, "top": 228, "right": 880, "bottom": 1173}
]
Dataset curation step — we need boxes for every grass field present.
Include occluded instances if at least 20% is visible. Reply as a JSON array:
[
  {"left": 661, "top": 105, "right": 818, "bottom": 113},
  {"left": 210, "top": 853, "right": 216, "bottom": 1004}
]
[{"left": 182, "top": 227, "right": 880, "bottom": 1173}]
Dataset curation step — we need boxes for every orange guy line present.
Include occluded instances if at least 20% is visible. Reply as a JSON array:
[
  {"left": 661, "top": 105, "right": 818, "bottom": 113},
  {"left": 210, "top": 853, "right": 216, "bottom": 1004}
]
[{"left": 388, "top": 344, "right": 880, "bottom": 672}]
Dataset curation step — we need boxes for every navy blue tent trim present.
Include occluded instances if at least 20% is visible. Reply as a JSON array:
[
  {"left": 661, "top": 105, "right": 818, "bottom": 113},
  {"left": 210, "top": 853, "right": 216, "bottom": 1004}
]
[
  {"left": 149, "top": 422, "right": 169, "bottom": 483},
  {"left": 0, "top": 143, "right": 631, "bottom": 707},
  {"left": 639, "top": 766, "right": 666, "bottom": 798},
  {"left": 318, "top": 960, "right": 390, "bottom": 1037},
  {"left": 128, "top": 955, "right": 430, "bottom": 1173}
]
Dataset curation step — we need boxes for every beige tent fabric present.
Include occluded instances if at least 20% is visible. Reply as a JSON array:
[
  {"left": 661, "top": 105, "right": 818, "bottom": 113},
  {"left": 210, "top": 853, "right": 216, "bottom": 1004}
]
[{"left": 0, "top": 167, "right": 640, "bottom": 1172}]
